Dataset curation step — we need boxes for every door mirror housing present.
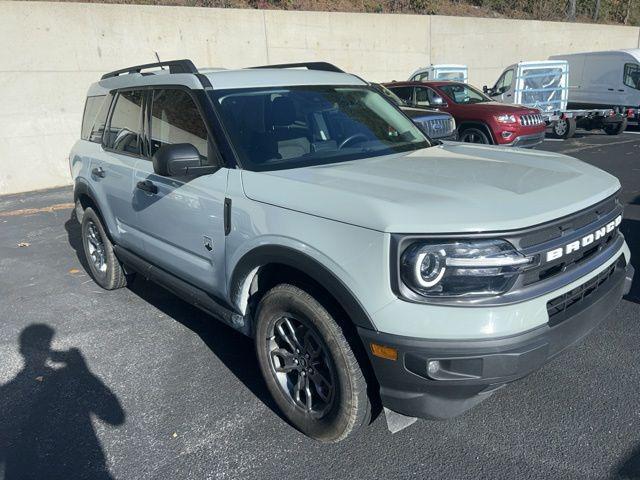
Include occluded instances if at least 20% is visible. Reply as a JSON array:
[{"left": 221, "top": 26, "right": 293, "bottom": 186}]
[
  {"left": 429, "top": 95, "right": 448, "bottom": 108},
  {"left": 152, "top": 143, "right": 213, "bottom": 177}
]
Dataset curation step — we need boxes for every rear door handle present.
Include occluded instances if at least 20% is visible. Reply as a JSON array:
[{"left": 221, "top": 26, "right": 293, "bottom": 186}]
[
  {"left": 91, "top": 167, "right": 106, "bottom": 178},
  {"left": 136, "top": 180, "right": 158, "bottom": 194}
]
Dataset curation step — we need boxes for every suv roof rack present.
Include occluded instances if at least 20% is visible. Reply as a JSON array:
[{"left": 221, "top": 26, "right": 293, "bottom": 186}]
[
  {"left": 101, "top": 59, "right": 198, "bottom": 80},
  {"left": 250, "top": 62, "right": 344, "bottom": 73}
]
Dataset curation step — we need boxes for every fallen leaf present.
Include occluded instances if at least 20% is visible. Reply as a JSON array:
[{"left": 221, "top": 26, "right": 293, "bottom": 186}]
[
  {"left": 172, "top": 432, "right": 178, "bottom": 438},
  {"left": 35, "top": 376, "right": 43, "bottom": 382},
  {"left": 17, "top": 242, "right": 30, "bottom": 248},
  {"left": 69, "top": 268, "right": 80, "bottom": 274}
]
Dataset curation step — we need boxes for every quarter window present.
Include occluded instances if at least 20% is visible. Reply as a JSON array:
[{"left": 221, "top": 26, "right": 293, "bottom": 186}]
[
  {"left": 150, "top": 89, "right": 209, "bottom": 163},
  {"left": 104, "top": 90, "right": 144, "bottom": 155},
  {"left": 86, "top": 94, "right": 112, "bottom": 144},
  {"left": 623, "top": 63, "right": 640, "bottom": 90},
  {"left": 81, "top": 95, "right": 106, "bottom": 141}
]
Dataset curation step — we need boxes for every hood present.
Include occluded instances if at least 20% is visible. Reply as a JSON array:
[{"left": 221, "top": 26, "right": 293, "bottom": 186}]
[
  {"left": 456, "top": 101, "right": 540, "bottom": 115},
  {"left": 241, "top": 144, "right": 620, "bottom": 233},
  {"left": 400, "top": 106, "right": 450, "bottom": 121}
]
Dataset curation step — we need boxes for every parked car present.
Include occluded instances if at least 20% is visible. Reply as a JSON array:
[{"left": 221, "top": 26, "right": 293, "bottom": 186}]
[
  {"left": 373, "top": 83, "right": 457, "bottom": 140},
  {"left": 385, "top": 80, "right": 546, "bottom": 147},
  {"left": 486, "top": 60, "right": 628, "bottom": 139},
  {"left": 72, "top": 60, "right": 633, "bottom": 443},
  {"left": 409, "top": 64, "right": 468, "bottom": 82},
  {"left": 549, "top": 49, "right": 640, "bottom": 127}
]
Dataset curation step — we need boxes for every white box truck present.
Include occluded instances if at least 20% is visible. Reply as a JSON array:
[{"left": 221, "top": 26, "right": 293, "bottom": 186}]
[
  {"left": 409, "top": 65, "right": 468, "bottom": 82},
  {"left": 549, "top": 49, "right": 640, "bottom": 126},
  {"left": 484, "top": 60, "right": 628, "bottom": 139}
]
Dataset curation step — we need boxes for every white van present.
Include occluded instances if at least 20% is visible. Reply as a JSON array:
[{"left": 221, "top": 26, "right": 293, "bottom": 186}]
[
  {"left": 549, "top": 49, "right": 640, "bottom": 125},
  {"left": 409, "top": 64, "right": 468, "bottom": 82}
]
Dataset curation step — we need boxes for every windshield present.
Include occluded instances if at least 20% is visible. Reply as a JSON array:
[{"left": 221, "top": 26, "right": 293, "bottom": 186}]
[
  {"left": 438, "top": 83, "right": 491, "bottom": 104},
  {"left": 211, "top": 86, "right": 430, "bottom": 171}
]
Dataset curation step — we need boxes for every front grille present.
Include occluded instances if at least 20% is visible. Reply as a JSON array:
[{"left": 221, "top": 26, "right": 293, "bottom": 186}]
[
  {"left": 546, "top": 258, "right": 621, "bottom": 326},
  {"left": 420, "top": 117, "right": 454, "bottom": 139},
  {"left": 519, "top": 113, "right": 544, "bottom": 126}
]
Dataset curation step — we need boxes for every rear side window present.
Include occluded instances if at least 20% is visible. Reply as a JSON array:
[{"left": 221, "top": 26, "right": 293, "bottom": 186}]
[
  {"left": 104, "top": 90, "right": 144, "bottom": 155},
  {"left": 624, "top": 63, "right": 640, "bottom": 90},
  {"left": 82, "top": 95, "right": 111, "bottom": 143},
  {"left": 389, "top": 86, "right": 413, "bottom": 103},
  {"left": 150, "top": 89, "right": 210, "bottom": 164},
  {"left": 81, "top": 96, "right": 105, "bottom": 140}
]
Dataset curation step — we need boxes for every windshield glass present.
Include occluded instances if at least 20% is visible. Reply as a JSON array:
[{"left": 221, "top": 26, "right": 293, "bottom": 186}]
[
  {"left": 211, "top": 86, "right": 430, "bottom": 171},
  {"left": 438, "top": 83, "right": 491, "bottom": 104}
]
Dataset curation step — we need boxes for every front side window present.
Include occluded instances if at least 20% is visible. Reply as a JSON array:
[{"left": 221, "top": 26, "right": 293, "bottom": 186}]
[
  {"left": 415, "top": 87, "right": 439, "bottom": 105},
  {"left": 150, "top": 89, "right": 210, "bottom": 163},
  {"left": 493, "top": 69, "right": 514, "bottom": 93},
  {"left": 412, "top": 72, "right": 429, "bottom": 82},
  {"left": 104, "top": 90, "right": 144, "bottom": 155},
  {"left": 212, "top": 86, "right": 430, "bottom": 171},
  {"left": 437, "top": 83, "right": 491, "bottom": 105},
  {"left": 623, "top": 63, "right": 640, "bottom": 90}
]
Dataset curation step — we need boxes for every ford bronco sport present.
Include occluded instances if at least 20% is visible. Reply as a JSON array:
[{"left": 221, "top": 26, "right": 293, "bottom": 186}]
[{"left": 71, "top": 59, "right": 634, "bottom": 442}]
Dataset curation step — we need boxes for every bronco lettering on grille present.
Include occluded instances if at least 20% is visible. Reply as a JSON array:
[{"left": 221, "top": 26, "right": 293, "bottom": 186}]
[{"left": 545, "top": 215, "right": 622, "bottom": 262}]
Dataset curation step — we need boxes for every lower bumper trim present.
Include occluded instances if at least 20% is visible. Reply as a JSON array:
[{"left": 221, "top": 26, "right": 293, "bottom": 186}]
[{"left": 359, "top": 259, "right": 632, "bottom": 420}]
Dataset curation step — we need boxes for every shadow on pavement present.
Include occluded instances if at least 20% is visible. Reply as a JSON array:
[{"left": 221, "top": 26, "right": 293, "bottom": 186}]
[
  {"left": 615, "top": 445, "right": 640, "bottom": 479},
  {"left": 0, "top": 324, "right": 125, "bottom": 480},
  {"left": 621, "top": 219, "right": 640, "bottom": 304},
  {"left": 125, "top": 277, "right": 286, "bottom": 422}
]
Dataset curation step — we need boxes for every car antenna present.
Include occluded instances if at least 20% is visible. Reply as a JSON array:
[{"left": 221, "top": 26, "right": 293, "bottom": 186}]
[{"left": 155, "top": 52, "right": 165, "bottom": 70}]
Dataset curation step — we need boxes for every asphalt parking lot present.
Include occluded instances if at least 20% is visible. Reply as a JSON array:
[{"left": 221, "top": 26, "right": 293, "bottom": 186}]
[{"left": 1, "top": 130, "right": 639, "bottom": 480}]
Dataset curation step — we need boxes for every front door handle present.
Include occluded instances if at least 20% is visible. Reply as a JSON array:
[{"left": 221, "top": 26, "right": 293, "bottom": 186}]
[
  {"left": 92, "top": 167, "right": 106, "bottom": 178},
  {"left": 136, "top": 180, "right": 158, "bottom": 194}
]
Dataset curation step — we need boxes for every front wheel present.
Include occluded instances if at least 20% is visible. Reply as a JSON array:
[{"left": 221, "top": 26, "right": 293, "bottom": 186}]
[
  {"left": 604, "top": 118, "right": 627, "bottom": 135},
  {"left": 550, "top": 118, "right": 576, "bottom": 139},
  {"left": 254, "top": 284, "right": 371, "bottom": 442},
  {"left": 459, "top": 127, "right": 492, "bottom": 144}
]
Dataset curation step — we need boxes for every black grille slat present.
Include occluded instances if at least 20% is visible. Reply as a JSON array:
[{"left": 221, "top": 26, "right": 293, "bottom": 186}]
[{"left": 546, "top": 260, "right": 619, "bottom": 326}]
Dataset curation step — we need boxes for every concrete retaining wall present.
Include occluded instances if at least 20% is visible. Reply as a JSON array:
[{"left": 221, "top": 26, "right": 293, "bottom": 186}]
[{"left": 1, "top": 1, "right": 638, "bottom": 195}]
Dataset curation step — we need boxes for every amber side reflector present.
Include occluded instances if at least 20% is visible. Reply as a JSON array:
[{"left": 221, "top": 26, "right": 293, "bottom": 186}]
[{"left": 370, "top": 343, "right": 398, "bottom": 361}]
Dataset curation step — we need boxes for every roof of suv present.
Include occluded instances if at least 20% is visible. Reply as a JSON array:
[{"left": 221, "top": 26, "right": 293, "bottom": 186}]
[
  {"left": 384, "top": 80, "right": 463, "bottom": 88},
  {"left": 87, "top": 60, "right": 366, "bottom": 96}
]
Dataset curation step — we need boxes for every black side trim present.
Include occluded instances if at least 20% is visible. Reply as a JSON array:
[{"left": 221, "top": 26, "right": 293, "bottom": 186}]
[
  {"left": 101, "top": 59, "right": 197, "bottom": 79},
  {"left": 113, "top": 245, "right": 248, "bottom": 335},
  {"left": 229, "top": 245, "right": 376, "bottom": 331},
  {"left": 224, "top": 198, "right": 232, "bottom": 236}
]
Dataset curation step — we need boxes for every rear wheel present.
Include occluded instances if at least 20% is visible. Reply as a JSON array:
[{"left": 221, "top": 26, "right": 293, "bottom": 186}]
[
  {"left": 604, "top": 118, "right": 627, "bottom": 135},
  {"left": 254, "top": 284, "right": 370, "bottom": 442},
  {"left": 81, "top": 208, "right": 128, "bottom": 290},
  {"left": 459, "top": 127, "right": 491, "bottom": 144},
  {"left": 550, "top": 118, "right": 576, "bottom": 139}
]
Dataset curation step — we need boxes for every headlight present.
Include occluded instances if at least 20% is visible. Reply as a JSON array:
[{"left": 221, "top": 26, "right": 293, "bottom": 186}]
[
  {"left": 400, "top": 239, "right": 532, "bottom": 298},
  {"left": 495, "top": 114, "right": 517, "bottom": 124}
]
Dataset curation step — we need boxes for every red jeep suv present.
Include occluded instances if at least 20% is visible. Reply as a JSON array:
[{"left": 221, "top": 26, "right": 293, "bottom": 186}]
[{"left": 384, "top": 80, "right": 546, "bottom": 147}]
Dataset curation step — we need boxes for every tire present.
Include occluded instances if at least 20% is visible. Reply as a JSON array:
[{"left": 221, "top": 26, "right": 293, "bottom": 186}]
[
  {"left": 604, "top": 118, "right": 627, "bottom": 135},
  {"left": 459, "top": 127, "right": 492, "bottom": 144},
  {"left": 81, "top": 207, "right": 128, "bottom": 290},
  {"left": 550, "top": 118, "right": 576, "bottom": 139},
  {"left": 254, "top": 284, "right": 371, "bottom": 442}
]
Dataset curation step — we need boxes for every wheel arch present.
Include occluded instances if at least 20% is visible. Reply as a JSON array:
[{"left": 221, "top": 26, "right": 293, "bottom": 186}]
[
  {"left": 229, "top": 245, "right": 377, "bottom": 333},
  {"left": 457, "top": 121, "right": 495, "bottom": 144},
  {"left": 73, "top": 179, "right": 112, "bottom": 238}
]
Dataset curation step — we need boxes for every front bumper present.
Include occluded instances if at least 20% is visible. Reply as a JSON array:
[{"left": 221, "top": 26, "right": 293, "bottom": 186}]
[
  {"left": 507, "top": 131, "right": 545, "bottom": 148},
  {"left": 359, "top": 258, "right": 634, "bottom": 420}
]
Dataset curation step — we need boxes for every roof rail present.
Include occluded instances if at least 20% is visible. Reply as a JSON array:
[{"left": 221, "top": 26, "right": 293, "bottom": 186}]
[
  {"left": 101, "top": 59, "right": 198, "bottom": 80},
  {"left": 250, "top": 62, "right": 344, "bottom": 73}
]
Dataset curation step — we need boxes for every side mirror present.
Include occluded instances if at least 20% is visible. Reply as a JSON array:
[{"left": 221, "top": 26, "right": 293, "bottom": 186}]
[
  {"left": 482, "top": 85, "right": 489, "bottom": 93},
  {"left": 429, "top": 96, "right": 448, "bottom": 108},
  {"left": 152, "top": 143, "right": 202, "bottom": 177}
]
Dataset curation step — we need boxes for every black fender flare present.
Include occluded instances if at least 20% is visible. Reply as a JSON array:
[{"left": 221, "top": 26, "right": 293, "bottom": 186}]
[
  {"left": 457, "top": 121, "right": 495, "bottom": 144},
  {"left": 229, "top": 245, "right": 377, "bottom": 331}
]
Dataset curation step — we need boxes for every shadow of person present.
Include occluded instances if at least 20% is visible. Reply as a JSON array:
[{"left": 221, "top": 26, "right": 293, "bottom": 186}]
[{"left": 0, "top": 324, "right": 125, "bottom": 480}]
